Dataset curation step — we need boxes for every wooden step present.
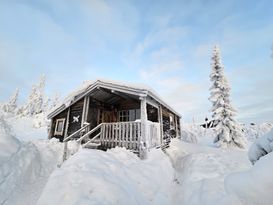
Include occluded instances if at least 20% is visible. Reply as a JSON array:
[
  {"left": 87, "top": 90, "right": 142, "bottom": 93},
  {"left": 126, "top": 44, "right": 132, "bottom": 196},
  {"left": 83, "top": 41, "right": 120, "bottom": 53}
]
[{"left": 83, "top": 142, "right": 101, "bottom": 149}]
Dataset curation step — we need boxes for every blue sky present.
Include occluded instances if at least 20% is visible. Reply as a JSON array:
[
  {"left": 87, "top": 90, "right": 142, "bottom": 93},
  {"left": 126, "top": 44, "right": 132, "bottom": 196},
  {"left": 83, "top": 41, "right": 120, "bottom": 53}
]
[{"left": 0, "top": 0, "right": 273, "bottom": 123}]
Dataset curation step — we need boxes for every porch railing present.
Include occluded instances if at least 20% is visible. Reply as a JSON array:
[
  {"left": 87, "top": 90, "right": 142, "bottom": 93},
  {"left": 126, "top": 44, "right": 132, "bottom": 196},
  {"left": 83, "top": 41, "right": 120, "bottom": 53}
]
[
  {"left": 100, "top": 121, "right": 141, "bottom": 151},
  {"left": 64, "top": 121, "right": 161, "bottom": 153}
]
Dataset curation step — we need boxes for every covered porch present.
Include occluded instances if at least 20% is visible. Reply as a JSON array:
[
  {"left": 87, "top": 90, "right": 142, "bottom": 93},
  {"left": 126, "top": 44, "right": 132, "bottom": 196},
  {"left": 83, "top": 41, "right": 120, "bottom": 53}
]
[{"left": 62, "top": 86, "right": 163, "bottom": 155}]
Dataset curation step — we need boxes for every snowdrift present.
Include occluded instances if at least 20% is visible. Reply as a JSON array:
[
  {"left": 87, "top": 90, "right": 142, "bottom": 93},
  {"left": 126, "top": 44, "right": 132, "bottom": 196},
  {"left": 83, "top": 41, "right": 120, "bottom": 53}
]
[
  {"left": 248, "top": 129, "right": 273, "bottom": 164},
  {"left": 37, "top": 148, "right": 174, "bottom": 205},
  {"left": 0, "top": 115, "right": 71, "bottom": 205},
  {"left": 167, "top": 139, "right": 250, "bottom": 205},
  {"left": 225, "top": 151, "right": 273, "bottom": 205}
]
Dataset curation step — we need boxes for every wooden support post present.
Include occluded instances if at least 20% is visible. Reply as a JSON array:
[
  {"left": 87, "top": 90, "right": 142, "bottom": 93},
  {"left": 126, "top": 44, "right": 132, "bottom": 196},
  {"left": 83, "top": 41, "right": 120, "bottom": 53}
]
[
  {"left": 63, "top": 108, "right": 70, "bottom": 162},
  {"left": 158, "top": 105, "right": 164, "bottom": 146},
  {"left": 48, "top": 119, "right": 53, "bottom": 139},
  {"left": 140, "top": 97, "right": 148, "bottom": 159},
  {"left": 81, "top": 96, "right": 90, "bottom": 127},
  {"left": 175, "top": 115, "right": 179, "bottom": 138}
]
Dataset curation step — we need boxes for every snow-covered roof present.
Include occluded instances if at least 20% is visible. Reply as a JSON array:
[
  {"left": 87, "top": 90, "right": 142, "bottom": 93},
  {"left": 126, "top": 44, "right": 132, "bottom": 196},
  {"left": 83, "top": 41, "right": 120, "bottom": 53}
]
[{"left": 47, "top": 79, "right": 181, "bottom": 119}]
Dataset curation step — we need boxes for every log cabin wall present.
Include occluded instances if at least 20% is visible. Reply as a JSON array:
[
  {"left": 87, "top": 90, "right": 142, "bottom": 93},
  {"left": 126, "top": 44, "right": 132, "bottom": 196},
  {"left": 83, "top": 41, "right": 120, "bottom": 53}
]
[
  {"left": 161, "top": 106, "right": 180, "bottom": 139},
  {"left": 67, "top": 98, "right": 84, "bottom": 136},
  {"left": 118, "top": 99, "right": 140, "bottom": 110},
  {"left": 51, "top": 108, "right": 69, "bottom": 141}
]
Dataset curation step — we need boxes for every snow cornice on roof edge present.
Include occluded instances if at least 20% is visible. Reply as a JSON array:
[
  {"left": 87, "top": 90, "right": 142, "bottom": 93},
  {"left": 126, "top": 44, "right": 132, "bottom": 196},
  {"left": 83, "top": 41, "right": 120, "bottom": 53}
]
[{"left": 47, "top": 79, "right": 181, "bottom": 119}]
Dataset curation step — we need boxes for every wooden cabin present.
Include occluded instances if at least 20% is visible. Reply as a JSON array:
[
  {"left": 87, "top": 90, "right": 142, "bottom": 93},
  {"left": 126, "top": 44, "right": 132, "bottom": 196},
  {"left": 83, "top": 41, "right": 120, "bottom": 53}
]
[{"left": 47, "top": 80, "right": 181, "bottom": 156}]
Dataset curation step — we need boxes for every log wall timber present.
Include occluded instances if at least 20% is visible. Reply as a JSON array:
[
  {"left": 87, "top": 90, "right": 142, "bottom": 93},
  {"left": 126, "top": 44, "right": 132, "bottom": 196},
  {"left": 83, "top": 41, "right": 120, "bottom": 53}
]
[
  {"left": 67, "top": 98, "right": 84, "bottom": 137},
  {"left": 118, "top": 99, "right": 140, "bottom": 110}
]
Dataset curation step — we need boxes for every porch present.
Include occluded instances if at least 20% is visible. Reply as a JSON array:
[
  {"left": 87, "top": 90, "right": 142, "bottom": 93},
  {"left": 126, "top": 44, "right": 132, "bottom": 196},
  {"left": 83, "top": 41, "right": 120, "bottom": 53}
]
[{"left": 63, "top": 121, "right": 161, "bottom": 154}]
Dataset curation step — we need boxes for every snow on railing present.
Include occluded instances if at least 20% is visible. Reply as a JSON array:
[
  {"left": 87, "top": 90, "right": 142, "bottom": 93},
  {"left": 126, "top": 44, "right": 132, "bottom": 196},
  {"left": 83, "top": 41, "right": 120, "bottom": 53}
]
[{"left": 146, "top": 121, "right": 161, "bottom": 149}]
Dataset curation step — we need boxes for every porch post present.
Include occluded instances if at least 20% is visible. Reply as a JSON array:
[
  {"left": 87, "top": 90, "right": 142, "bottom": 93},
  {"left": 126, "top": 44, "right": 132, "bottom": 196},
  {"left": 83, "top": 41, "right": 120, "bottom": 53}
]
[
  {"left": 140, "top": 97, "right": 148, "bottom": 159},
  {"left": 175, "top": 115, "right": 179, "bottom": 138},
  {"left": 158, "top": 105, "right": 164, "bottom": 146},
  {"left": 48, "top": 119, "right": 53, "bottom": 139},
  {"left": 81, "top": 96, "right": 90, "bottom": 127},
  {"left": 63, "top": 107, "right": 70, "bottom": 162}
]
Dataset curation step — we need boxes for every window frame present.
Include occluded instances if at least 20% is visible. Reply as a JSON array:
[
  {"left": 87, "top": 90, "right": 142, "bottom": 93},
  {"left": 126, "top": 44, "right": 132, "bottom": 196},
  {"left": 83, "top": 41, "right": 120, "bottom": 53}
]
[
  {"left": 54, "top": 118, "right": 66, "bottom": 136},
  {"left": 118, "top": 109, "right": 140, "bottom": 122}
]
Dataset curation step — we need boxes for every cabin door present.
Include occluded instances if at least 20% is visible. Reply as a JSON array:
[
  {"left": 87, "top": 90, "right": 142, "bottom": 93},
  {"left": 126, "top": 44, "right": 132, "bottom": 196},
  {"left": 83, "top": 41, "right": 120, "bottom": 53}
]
[{"left": 102, "top": 110, "right": 118, "bottom": 123}]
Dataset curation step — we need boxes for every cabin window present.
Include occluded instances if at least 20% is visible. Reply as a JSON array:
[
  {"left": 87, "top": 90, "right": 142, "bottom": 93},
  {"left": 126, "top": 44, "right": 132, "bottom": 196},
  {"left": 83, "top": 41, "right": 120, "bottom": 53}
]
[
  {"left": 54, "top": 118, "right": 66, "bottom": 135},
  {"left": 119, "top": 109, "right": 140, "bottom": 122}
]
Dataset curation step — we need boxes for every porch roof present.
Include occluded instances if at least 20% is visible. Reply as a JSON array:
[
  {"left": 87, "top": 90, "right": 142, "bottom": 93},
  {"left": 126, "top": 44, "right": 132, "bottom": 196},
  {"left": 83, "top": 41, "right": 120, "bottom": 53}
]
[{"left": 47, "top": 79, "right": 181, "bottom": 119}]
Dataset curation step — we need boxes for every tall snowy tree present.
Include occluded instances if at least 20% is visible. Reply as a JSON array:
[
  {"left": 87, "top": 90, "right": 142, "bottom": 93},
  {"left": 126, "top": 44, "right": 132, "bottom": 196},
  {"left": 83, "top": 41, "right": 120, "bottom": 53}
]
[
  {"left": 209, "top": 45, "right": 246, "bottom": 148},
  {"left": 2, "top": 89, "right": 19, "bottom": 114}
]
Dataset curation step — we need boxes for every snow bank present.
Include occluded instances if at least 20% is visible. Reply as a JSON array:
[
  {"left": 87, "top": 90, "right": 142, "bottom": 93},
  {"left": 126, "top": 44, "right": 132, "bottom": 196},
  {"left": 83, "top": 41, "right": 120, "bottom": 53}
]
[
  {"left": 167, "top": 139, "right": 250, "bottom": 205},
  {"left": 248, "top": 129, "right": 273, "bottom": 164},
  {"left": 0, "top": 138, "right": 64, "bottom": 205},
  {"left": 0, "top": 114, "right": 76, "bottom": 205},
  {"left": 225, "top": 151, "right": 273, "bottom": 205},
  {"left": 38, "top": 147, "right": 174, "bottom": 205},
  {"left": 180, "top": 123, "right": 216, "bottom": 146},
  {"left": 0, "top": 116, "right": 21, "bottom": 161},
  {"left": 243, "top": 123, "right": 273, "bottom": 142},
  {"left": 7, "top": 114, "right": 48, "bottom": 141}
]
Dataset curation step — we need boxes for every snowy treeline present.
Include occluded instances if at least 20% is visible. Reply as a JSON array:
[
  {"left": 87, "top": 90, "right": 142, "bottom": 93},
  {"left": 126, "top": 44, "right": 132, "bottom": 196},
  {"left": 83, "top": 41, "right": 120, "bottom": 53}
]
[
  {"left": 0, "top": 75, "right": 60, "bottom": 129},
  {"left": 209, "top": 46, "right": 246, "bottom": 149},
  {"left": 1, "top": 75, "right": 59, "bottom": 117}
]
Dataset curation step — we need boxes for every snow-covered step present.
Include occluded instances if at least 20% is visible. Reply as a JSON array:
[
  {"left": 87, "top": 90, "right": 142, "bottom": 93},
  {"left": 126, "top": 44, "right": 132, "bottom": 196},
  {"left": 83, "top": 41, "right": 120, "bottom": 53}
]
[{"left": 83, "top": 142, "right": 101, "bottom": 149}]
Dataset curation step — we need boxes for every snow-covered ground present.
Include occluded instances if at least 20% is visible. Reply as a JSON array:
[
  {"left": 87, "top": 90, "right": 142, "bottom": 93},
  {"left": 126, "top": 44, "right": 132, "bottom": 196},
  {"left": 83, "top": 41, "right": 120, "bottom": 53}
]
[
  {"left": 0, "top": 114, "right": 273, "bottom": 205},
  {"left": 0, "top": 114, "right": 78, "bottom": 205}
]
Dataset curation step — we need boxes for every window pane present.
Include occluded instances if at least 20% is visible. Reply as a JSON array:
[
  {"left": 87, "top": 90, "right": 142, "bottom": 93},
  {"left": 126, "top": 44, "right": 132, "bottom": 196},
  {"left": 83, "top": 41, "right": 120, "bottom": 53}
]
[
  {"left": 135, "top": 109, "right": 140, "bottom": 119},
  {"left": 129, "top": 110, "right": 135, "bottom": 121},
  {"left": 56, "top": 121, "right": 64, "bottom": 132}
]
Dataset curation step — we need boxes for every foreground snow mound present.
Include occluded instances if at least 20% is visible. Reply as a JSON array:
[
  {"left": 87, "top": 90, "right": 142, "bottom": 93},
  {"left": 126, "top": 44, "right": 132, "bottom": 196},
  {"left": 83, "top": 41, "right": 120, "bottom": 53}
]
[
  {"left": 248, "top": 129, "right": 273, "bottom": 164},
  {"left": 225, "top": 151, "right": 273, "bottom": 205},
  {"left": 38, "top": 148, "right": 174, "bottom": 205},
  {"left": 0, "top": 139, "right": 64, "bottom": 205},
  {"left": 0, "top": 116, "right": 21, "bottom": 161},
  {"left": 167, "top": 139, "right": 250, "bottom": 205}
]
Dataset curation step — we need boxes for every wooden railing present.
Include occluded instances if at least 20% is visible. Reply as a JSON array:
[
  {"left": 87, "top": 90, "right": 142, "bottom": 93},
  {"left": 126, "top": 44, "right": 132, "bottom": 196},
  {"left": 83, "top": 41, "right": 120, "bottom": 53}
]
[
  {"left": 64, "top": 123, "right": 90, "bottom": 142},
  {"left": 64, "top": 121, "right": 161, "bottom": 153},
  {"left": 77, "top": 123, "right": 102, "bottom": 143},
  {"left": 100, "top": 121, "right": 141, "bottom": 151}
]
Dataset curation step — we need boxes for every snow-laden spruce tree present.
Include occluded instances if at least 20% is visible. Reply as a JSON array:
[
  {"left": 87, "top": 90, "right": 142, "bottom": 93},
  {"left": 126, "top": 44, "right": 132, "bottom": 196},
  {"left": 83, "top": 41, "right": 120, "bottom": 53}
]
[
  {"left": 1, "top": 88, "right": 19, "bottom": 114},
  {"left": 209, "top": 45, "right": 246, "bottom": 148}
]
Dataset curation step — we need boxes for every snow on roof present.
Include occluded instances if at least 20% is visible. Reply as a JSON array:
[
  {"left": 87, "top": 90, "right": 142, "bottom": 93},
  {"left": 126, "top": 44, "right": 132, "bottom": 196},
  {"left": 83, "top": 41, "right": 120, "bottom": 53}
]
[{"left": 48, "top": 79, "right": 181, "bottom": 118}]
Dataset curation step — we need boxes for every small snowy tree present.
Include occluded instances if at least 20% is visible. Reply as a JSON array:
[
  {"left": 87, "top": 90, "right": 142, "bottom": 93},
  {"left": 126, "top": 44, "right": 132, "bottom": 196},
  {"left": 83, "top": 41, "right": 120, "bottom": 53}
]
[
  {"left": 209, "top": 45, "right": 246, "bottom": 148},
  {"left": 2, "top": 89, "right": 19, "bottom": 114},
  {"left": 50, "top": 93, "right": 60, "bottom": 110},
  {"left": 21, "top": 74, "right": 46, "bottom": 116}
]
